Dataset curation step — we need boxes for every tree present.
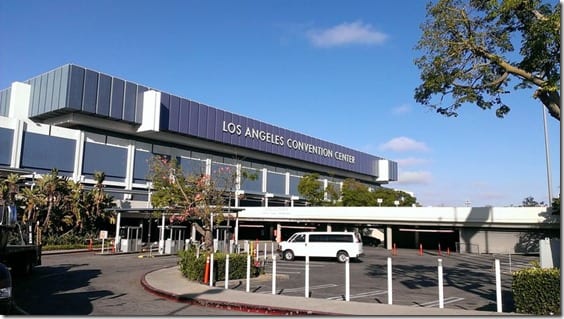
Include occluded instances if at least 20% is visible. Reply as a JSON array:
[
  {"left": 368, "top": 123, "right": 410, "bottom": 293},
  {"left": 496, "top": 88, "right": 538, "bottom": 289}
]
[
  {"left": 148, "top": 155, "right": 229, "bottom": 250},
  {"left": 341, "top": 178, "right": 376, "bottom": 206},
  {"left": 297, "top": 173, "right": 325, "bottom": 206},
  {"left": 521, "top": 196, "right": 545, "bottom": 207},
  {"left": 414, "top": 0, "right": 560, "bottom": 121},
  {"left": 38, "top": 169, "right": 69, "bottom": 232},
  {"left": 372, "top": 188, "right": 417, "bottom": 207},
  {"left": 551, "top": 195, "right": 560, "bottom": 214}
]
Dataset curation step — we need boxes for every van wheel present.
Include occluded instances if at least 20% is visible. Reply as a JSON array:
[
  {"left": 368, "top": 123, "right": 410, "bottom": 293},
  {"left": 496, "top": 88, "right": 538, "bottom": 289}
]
[
  {"left": 337, "top": 251, "right": 349, "bottom": 263},
  {"left": 283, "top": 250, "right": 295, "bottom": 261}
]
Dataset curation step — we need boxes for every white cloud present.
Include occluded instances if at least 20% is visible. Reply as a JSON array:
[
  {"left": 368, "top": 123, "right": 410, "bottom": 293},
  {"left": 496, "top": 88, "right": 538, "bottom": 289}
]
[
  {"left": 397, "top": 171, "right": 432, "bottom": 185},
  {"left": 392, "top": 104, "right": 411, "bottom": 115},
  {"left": 396, "top": 157, "right": 430, "bottom": 167},
  {"left": 379, "top": 137, "right": 430, "bottom": 152},
  {"left": 306, "top": 21, "right": 388, "bottom": 48}
]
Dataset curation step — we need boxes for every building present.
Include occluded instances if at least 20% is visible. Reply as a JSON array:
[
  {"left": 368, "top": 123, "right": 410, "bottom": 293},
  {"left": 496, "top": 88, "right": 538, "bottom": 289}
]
[
  {"left": 0, "top": 64, "right": 398, "bottom": 244},
  {"left": 1, "top": 65, "right": 557, "bottom": 255}
]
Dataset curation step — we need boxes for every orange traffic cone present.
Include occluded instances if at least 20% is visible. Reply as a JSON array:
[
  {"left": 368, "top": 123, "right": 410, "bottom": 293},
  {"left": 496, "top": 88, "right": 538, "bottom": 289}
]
[{"left": 419, "top": 243, "right": 423, "bottom": 256}]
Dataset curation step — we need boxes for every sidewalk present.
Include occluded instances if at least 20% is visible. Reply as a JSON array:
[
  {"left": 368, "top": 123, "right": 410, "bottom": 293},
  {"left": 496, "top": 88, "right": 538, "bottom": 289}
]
[{"left": 140, "top": 266, "right": 510, "bottom": 316}]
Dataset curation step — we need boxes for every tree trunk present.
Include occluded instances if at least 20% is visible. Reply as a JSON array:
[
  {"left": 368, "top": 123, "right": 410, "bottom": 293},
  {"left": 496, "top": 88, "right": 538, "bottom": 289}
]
[
  {"left": 192, "top": 223, "right": 213, "bottom": 251},
  {"left": 204, "top": 230, "right": 212, "bottom": 251}
]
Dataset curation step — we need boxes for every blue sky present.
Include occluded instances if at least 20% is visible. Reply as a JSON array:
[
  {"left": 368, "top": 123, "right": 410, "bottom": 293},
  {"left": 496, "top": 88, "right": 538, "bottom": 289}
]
[{"left": 0, "top": 0, "right": 560, "bottom": 207}]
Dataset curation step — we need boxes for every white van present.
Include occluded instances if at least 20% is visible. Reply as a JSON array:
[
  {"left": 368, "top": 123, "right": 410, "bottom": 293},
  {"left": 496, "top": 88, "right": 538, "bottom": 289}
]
[{"left": 277, "top": 231, "right": 364, "bottom": 263}]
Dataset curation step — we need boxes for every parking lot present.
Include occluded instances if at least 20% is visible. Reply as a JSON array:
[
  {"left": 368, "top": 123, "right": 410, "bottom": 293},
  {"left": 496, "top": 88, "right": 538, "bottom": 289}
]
[{"left": 228, "top": 246, "right": 538, "bottom": 312}]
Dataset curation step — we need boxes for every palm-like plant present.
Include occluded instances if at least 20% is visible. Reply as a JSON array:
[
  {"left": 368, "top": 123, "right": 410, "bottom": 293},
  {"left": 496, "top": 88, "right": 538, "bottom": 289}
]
[{"left": 38, "top": 169, "right": 69, "bottom": 231}]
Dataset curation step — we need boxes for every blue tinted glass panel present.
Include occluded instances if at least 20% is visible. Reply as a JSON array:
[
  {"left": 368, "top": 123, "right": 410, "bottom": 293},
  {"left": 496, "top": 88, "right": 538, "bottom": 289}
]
[
  {"left": 82, "top": 142, "right": 127, "bottom": 182},
  {"left": 0, "top": 127, "right": 13, "bottom": 165},
  {"left": 289, "top": 175, "right": 301, "bottom": 196},
  {"left": 133, "top": 150, "right": 151, "bottom": 183},
  {"left": 180, "top": 157, "right": 205, "bottom": 176},
  {"left": 211, "top": 163, "right": 236, "bottom": 190},
  {"left": 267, "top": 171, "right": 285, "bottom": 195},
  {"left": 241, "top": 168, "right": 262, "bottom": 193},
  {"left": 21, "top": 132, "right": 75, "bottom": 174}
]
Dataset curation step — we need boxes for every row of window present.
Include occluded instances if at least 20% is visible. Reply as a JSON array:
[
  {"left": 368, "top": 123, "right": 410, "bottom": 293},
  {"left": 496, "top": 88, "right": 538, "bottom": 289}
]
[{"left": 0, "top": 126, "right": 344, "bottom": 198}]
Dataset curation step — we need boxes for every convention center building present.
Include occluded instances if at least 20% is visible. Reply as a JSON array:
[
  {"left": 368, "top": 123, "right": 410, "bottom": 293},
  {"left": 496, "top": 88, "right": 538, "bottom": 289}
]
[{"left": 0, "top": 64, "right": 398, "bottom": 210}]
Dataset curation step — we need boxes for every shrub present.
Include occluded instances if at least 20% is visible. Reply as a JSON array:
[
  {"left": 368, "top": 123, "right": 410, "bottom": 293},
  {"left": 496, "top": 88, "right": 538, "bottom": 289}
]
[
  {"left": 178, "top": 247, "right": 263, "bottom": 283},
  {"left": 512, "top": 263, "right": 560, "bottom": 315}
]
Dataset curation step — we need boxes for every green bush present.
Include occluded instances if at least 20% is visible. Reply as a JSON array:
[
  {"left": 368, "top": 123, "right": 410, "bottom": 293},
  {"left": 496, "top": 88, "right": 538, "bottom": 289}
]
[
  {"left": 512, "top": 263, "right": 560, "bottom": 315},
  {"left": 178, "top": 248, "right": 263, "bottom": 283}
]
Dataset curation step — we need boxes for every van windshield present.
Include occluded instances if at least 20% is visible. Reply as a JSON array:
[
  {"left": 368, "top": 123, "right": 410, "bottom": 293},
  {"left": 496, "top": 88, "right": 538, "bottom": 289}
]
[{"left": 286, "top": 233, "right": 298, "bottom": 242}]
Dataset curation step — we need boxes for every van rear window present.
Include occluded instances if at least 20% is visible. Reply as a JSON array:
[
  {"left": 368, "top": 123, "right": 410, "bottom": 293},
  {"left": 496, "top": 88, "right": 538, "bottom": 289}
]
[{"left": 309, "top": 234, "right": 353, "bottom": 243}]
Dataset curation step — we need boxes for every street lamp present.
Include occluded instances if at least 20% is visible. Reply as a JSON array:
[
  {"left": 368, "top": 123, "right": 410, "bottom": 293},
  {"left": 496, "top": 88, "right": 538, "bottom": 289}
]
[{"left": 377, "top": 198, "right": 383, "bottom": 207}]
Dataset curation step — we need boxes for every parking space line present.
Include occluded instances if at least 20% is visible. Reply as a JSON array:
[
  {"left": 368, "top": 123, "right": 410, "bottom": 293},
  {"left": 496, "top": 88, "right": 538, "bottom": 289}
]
[
  {"left": 327, "top": 290, "right": 387, "bottom": 300},
  {"left": 257, "top": 283, "right": 339, "bottom": 294},
  {"left": 414, "top": 296, "right": 465, "bottom": 307}
]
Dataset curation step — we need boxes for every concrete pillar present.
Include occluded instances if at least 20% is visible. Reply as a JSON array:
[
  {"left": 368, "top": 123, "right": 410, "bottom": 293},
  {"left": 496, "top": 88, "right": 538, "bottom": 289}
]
[
  {"left": 276, "top": 223, "right": 282, "bottom": 242},
  {"left": 386, "top": 226, "right": 393, "bottom": 250}
]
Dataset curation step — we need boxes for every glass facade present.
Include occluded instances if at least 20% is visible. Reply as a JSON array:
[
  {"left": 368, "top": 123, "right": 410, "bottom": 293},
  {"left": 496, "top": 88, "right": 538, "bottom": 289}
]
[
  {"left": 266, "top": 171, "right": 285, "bottom": 195},
  {"left": 0, "top": 127, "right": 13, "bottom": 166},
  {"left": 133, "top": 149, "right": 152, "bottom": 184},
  {"left": 20, "top": 132, "right": 75, "bottom": 176},
  {"left": 82, "top": 141, "right": 127, "bottom": 182}
]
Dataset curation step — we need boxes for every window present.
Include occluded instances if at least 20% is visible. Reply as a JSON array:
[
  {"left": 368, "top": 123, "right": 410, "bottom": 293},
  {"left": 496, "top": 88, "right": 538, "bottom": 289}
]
[
  {"left": 133, "top": 149, "right": 152, "bottom": 183},
  {"left": 21, "top": 132, "right": 75, "bottom": 175},
  {"left": 82, "top": 141, "right": 127, "bottom": 182},
  {"left": 241, "top": 167, "right": 262, "bottom": 193},
  {"left": 266, "top": 171, "right": 285, "bottom": 195},
  {"left": 289, "top": 175, "right": 301, "bottom": 196},
  {"left": 293, "top": 234, "right": 305, "bottom": 243},
  {"left": 180, "top": 157, "right": 205, "bottom": 176},
  {"left": 0, "top": 127, "right": 13, "bottom": 166}
]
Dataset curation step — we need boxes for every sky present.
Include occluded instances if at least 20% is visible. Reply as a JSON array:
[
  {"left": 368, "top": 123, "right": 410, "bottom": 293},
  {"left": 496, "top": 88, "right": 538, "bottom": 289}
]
[{"left": 0, "top": 0, "right": 560, "bottom": 207}]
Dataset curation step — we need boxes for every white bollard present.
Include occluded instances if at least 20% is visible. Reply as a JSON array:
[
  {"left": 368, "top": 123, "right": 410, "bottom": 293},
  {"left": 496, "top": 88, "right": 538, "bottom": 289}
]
[
  {"left": 305, "top": 254, "right": 310, "bottom": 298},
  {"left": 246, "top": 254, "right": 251, "bottom": 292},
  {"left": 387, "top": 257, "right": 393, "bottom": 304},
  {"left": 438, "top": 258, "right": 444, "bottom": 308},
  {"left": 495, "top": 259, "right": 502, "bottom": 312},
  {"left": 225, "top": 254, "right": 230, "bottom": 289},
  {"left": 272, "top": 254, "right": 277, "bottom": 295},
  {"left": 264, "top": 242, "right": 267, "bottom": 260},
  {"left": 345, "top": 257, "right": 350, "bottom": 301},
  {"left": 210, "top": 253, "right": 214, "bottom": 287},
  {"left": 271, "top": 242, "right": 274, "bottom": 259}
]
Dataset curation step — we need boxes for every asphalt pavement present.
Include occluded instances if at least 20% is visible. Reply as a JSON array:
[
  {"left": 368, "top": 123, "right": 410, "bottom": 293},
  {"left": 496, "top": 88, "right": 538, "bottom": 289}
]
[
  {"left": 42, "top": 248, "right": 514, "bottom": 316},
  {"left": 140, "top": 265, "right": 511, "bottom": 316}
]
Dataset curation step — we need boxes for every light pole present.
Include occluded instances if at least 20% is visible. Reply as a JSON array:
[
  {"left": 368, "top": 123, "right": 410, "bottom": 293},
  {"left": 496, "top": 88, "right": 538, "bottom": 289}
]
[{"left": 541, "top": 104, "right": 553, "bottom": 205}]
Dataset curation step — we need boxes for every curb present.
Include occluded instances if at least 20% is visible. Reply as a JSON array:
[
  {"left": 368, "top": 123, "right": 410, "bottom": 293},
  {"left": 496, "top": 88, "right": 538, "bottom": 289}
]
[{"left": 140, "top": 268, "right": 336, "bottom": 316}]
